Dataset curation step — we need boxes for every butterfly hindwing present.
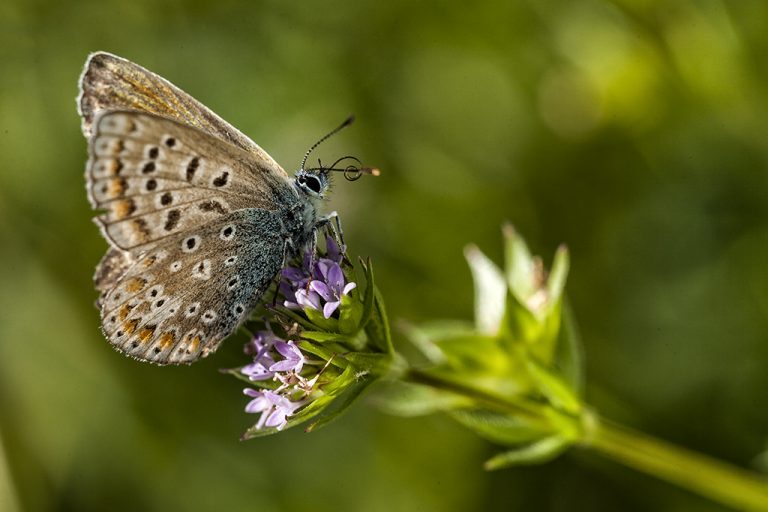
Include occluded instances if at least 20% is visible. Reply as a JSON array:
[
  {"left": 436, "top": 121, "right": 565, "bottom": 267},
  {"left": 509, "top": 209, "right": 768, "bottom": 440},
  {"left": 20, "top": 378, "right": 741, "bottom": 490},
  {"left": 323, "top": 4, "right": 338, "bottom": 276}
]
[
  {"left": 87, "top": 111, "right": 293, "bottom": 253},
  {"left": 99, "top": 209, "right": 286, "bottom": 364}
]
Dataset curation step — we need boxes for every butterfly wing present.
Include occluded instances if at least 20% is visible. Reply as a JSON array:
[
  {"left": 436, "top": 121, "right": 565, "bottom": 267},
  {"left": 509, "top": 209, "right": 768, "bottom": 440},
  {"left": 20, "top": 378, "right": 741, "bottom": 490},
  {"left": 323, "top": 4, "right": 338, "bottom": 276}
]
[
  {"left": 78, "top": 51, "right": 285, "bottom": 178},
  {"left": 86, "top": 111, "right": 295, "bottom": 254},
  {"left": 100, "top": 208, "right": 286, "bottom": 364}
]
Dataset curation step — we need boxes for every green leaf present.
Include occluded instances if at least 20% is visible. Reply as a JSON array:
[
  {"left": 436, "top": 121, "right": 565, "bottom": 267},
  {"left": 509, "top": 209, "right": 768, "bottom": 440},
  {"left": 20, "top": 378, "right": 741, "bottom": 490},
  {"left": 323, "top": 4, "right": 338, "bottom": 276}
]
[
  {"left": 464, "top": 244, "right": 507, "bottom": 335},
  {"left": 373, "top": 381, "right": 473, "bottom": 417},
  {"left": 502, "top": 224, "right": 537, "bottom": 302},
  {"left": 483, "top": 436, "right": 572, "bottom": 470},
  {"left": 365, "top": 288, "right": 394, "bottom": 355},
  {"left": 299, "top": 330, "right": 358, "bottom": 344},
  {"left": 338, "top": 292, "right": 363, "bottom": 335},
  {"left": 304, "top": 306, "right": 339, "bottom": 332},
  {"left": 524, "top": 357, "right": 582, "bottom": 415},
  {"left": 546, "top": 245, "right": 569, "bottom": 307},
  {"left": 305, "top": 377, "right": 374, "bottom": 432},
  {"left": 553, "top": 301, "right": 584, "bottom": 395},
  {"left": 450, "top": 409, "right": 554, "bottom": 445},
  {"left": 358, "top": 257, "right": 376, "bottom": 330}
]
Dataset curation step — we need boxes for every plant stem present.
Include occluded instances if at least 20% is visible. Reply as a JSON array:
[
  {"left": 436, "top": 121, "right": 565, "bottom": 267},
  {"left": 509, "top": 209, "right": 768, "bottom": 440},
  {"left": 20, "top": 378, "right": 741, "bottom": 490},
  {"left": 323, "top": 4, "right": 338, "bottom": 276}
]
[
  {"left": 582, "top": 414, "right": 768, "bottom": 511},
  {"left": 405, "top": 369, "right": 768, "bottom": 509}
]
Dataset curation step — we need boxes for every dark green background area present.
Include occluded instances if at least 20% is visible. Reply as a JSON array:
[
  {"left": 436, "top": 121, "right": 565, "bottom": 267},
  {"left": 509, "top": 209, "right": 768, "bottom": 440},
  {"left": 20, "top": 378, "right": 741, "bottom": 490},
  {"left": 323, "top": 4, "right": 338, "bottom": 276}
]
[{"left": 1, "top": 1, "right": 768, "bottom": 510}]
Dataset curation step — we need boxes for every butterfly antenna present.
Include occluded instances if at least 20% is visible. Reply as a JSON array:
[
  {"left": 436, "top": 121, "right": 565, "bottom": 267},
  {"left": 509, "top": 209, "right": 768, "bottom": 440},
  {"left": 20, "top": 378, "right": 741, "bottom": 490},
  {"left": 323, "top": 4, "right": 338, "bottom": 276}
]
[{"left": 300, "top": 115, "right": 356, "bottom": 171}]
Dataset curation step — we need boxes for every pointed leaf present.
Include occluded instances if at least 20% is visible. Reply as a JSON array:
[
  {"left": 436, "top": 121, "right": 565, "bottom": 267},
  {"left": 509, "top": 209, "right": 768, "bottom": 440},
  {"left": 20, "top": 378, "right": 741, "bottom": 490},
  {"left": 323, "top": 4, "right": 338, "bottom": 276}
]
[
  {"left": 484, "top": 436, "right": 571, "bottom": 470},
  {"left": 374, "top": 381, "right": 473, "bottom": 417},
  {"left": 464, "top": 244, "right": 507, "bottom": 335}
]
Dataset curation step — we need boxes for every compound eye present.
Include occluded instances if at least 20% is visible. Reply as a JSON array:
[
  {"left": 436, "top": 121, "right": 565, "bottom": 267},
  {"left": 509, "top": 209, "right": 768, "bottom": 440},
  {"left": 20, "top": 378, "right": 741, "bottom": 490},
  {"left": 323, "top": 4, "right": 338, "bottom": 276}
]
[{"left": 305, "top": 175, "right": 322, "bottom": 194}]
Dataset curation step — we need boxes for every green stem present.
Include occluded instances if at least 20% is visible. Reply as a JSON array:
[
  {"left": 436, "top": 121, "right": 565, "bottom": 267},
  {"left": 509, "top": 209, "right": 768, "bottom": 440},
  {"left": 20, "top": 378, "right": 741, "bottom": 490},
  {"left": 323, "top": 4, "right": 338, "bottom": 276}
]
[
  {"left": 583, "top": 415, "right": 768, "bottom": 511},
  {"left": 404, "top": 369, "right": 570, "bottom": 435},
  {"left": 405, "top": 369, "right": 768, "bottom": 509}
]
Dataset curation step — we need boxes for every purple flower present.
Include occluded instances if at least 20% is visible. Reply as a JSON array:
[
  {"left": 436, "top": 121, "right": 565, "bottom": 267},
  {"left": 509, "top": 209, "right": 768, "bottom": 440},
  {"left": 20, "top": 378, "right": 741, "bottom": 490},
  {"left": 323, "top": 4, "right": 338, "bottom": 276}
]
[
  {"left": 310, "top": 262, "right": 357, "bottom": 318},
  {"left": 243, "top": 388, "right": 305, "bottom": 430},
  {"left": 269, "top": 340, "right": 306, "bottom": 373},
  {"left": 325, "top": 235, "right": 343, "bottom": 263},
  {"left": 241, "top": 331, "right": 280, "bottom": 381}
]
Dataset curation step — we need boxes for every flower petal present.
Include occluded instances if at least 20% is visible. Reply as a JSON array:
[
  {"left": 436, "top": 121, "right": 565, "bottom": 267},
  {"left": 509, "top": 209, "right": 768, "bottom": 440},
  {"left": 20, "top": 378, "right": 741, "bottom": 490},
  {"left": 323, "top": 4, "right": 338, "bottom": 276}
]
[
  {"left": 326, "top": 263, "right": 345, "bottom": 292},
  {"left": 342, "top": 282, "right": 357, "bottom": 296},
  {"left": 310, "top": 280, "right": 334, "bottom": 301},
  {"left": 323, "top": 300, "right": 340, "bottom": 319}
]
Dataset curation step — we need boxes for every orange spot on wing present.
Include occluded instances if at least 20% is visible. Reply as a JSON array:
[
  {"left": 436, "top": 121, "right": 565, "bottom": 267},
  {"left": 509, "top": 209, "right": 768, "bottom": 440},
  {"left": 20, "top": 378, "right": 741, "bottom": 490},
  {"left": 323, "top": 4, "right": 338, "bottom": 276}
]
[
  {"left": 124, "top": 277, "right": 146, "bottom": 293},
  {"left": 138, "top": 326, "right": 156, "bottom": 343},
  {"left": 107, "top": 177, "right": 127, "bottom": 198},
  {"left": 122, "top": 318, "right": 139, "bottom": 335},
  {"left": 159, "top": 332, "right": 175, "bottom": 349},
  {"left": 188, "top": 335, "right": 201, "bottom": 352},
  {"left": 113, "top": 199, "right": 136, "bottom": 220}
]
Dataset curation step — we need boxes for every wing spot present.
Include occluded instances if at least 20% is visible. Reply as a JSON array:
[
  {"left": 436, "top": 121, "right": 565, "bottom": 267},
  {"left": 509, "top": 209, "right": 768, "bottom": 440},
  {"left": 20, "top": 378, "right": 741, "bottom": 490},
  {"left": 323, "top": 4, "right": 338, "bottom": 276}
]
[
  {"left": 158, "top": 332, "right": 175, "bottom": 349},
  {"left": 112, "top": 199, "right": 136, "bottom": 220},
  {"left": 182, "top": 235, "right": 201, "bottom": 252},
  {"left": 199, "top": 200, "right": 227, "bottom": 215},
  {"left": 233, "top": 304, "right": 245, "bottom": 315},
  {"left": 138, "top": 326, "right": 156, "bottom": 343},
  {"left": 201, "top": 310, "right": 218, "bottom": 324},
  {"left": 220, "top": 225, "right": 235, "bottom": 241},
  {"left": 185, "top": 303, "right": 200, "bottom": 317},
  {"left": 160, "top": 192, "right": 173, "bottom": 206},
  {"left": 132, "top": 219, "right": 150, "bottom": 242},
  {"left": 122, "top": 318, "right": 139, "bottom": 335},
  {"left": 192, "top": 259, "right": 211, "bottom": 280},
  {"left": 224, "top": 255, "right": 237, "bottom": 266},
  {"left": 227, "top": 275, "right": 240, "bottom": 290},
  {"left": 164, "top": 209, "right": 181, "bottom": 231},
  {"left": 186, "top": 157, "right": 200, "bottom": 181},
  {"left": 147, "top": 147, "right": 159, "bottom": 159},
  {"left": 145, "top": 178, "right": 157, "bottom": 191},
  {"left": 146, "top": 285, "right": 163, "bottom": 299},
  {"left": 164, "top": 136, "right": 176, "bottom": 148},
  {"left": 124, "top": 277, "right": 147, "bottom": 293},
  {"left": 142, "top": 161, "right": 156, "bottom": 174},
  {"left": 212, "top": 171, "right": 229, "bottom": 187},
  {"left": 169, "top": 261, "right": 182, "bottom": 272}
]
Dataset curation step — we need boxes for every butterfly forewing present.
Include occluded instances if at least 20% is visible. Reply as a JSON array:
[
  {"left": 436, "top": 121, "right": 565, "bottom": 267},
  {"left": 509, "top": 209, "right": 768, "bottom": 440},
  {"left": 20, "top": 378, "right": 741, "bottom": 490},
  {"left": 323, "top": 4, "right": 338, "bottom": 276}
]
[
  {"left": 100, "top": 209, "right": 286, "bottom": 364},
  {"left": 87, "top": 111, "right": 292, "bottom": 253},
  {"left": 78, "top": 51, "right": 286, "bottom": 178}
]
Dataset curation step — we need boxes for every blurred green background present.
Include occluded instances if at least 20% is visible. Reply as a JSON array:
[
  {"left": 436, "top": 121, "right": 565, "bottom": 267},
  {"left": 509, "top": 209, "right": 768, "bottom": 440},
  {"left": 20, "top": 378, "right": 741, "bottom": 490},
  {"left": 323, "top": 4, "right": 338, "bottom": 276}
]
[{"left": 2, "top": 0, "right": 768, "bottom": 510}]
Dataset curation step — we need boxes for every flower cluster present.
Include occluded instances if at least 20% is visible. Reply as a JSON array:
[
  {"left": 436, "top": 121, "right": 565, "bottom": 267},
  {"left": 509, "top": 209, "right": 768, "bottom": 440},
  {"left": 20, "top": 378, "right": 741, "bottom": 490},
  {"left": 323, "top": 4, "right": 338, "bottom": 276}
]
[
  {"left": 227, "top": 235, "right": 394, "bottom": 438},
  {"left": 241, "top": 329, "right": 315, "bottom": 430},
  {"left": 280, "top": 237, "right": 356, "bottom": 319}
]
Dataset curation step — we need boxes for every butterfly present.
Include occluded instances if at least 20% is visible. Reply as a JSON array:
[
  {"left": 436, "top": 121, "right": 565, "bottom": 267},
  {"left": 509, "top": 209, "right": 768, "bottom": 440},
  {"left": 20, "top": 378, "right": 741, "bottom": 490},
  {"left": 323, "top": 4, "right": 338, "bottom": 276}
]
[{"left": 77, "top": 52, "right": 376, "bottom": 365}]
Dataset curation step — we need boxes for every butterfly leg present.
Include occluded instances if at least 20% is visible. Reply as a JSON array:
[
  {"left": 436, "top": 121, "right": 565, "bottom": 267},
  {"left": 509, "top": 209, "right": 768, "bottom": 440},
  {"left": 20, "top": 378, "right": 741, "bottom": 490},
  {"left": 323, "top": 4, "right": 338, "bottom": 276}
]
[
  {"left": 270, "top": 238, "right": 296, "bottom": 306},
  {"left": 316, "top": 211, "right": 349, "bottom": 263}
]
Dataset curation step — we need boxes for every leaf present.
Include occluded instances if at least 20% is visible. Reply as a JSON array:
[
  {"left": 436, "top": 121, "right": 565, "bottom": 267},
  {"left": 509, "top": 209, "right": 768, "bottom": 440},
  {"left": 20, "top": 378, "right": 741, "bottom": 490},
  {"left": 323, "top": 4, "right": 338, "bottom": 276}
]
[
  {"left": 483, "top": 436, "right": 572, "bottom": 470},
  {"left": 305, "top": 378, "right": 374, "bottom": 432},
  {"left": 364, "top": 285, "right": 394, "bottom": 355},
  {"left": 546, "top": 245, "right": 569, "bottom": 307},
  {"left": 464, "top": 244, "right": 507, "bottom": 335},
  {"left": 502, "top": 224, "right": 536, "bottom": 302},
  {"left": 338, "top": 292, "right": 363, "bottom": 335},
  {"left": 299, "top": 330, "right": 358, "bottom": 344},
  {"left": 554, "top": 301, "right": 584, "bottom": 395},
  {"left": 373, "top": 381, "right": 473, "bottom": 417},
  {"left": 524, "top": 357, "right": 582, "bottom": 415},
  {"left": 450, "top": 409, "right": 553, "bottom": 445}
]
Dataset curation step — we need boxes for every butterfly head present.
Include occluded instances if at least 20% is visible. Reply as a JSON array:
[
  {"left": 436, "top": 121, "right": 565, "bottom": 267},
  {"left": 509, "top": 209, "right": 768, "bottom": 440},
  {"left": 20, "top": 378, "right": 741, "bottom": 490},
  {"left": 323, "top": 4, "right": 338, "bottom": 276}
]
[
  {"left": 295, "top": 116, "right": 380, "bottom": 199},
  {"left": 295, "top": 168, "right": 330, "bottom": 198}
]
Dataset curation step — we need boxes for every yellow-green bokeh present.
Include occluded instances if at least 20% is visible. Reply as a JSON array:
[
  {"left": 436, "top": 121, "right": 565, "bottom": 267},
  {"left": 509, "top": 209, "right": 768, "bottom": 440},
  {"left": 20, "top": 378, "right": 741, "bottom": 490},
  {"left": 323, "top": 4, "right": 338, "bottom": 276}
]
[{"left": 2, "top": 1, "right": 768, "bottom": 510}]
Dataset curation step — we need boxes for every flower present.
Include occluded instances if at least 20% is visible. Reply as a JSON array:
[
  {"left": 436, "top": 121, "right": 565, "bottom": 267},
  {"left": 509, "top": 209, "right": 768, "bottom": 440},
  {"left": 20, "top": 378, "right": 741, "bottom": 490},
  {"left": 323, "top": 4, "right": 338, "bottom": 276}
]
[
  {"left": 241, "top": 330, "right": 281, "bottom": 381},
  {"left": 309, "top": 261, "right": 357, "bottom": 318},
  {"left": 243, "top": 389, "right": 305, "bottom": 431},
  {"left": 269, "top": 340, "right": 306, "bottom": 373}
]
